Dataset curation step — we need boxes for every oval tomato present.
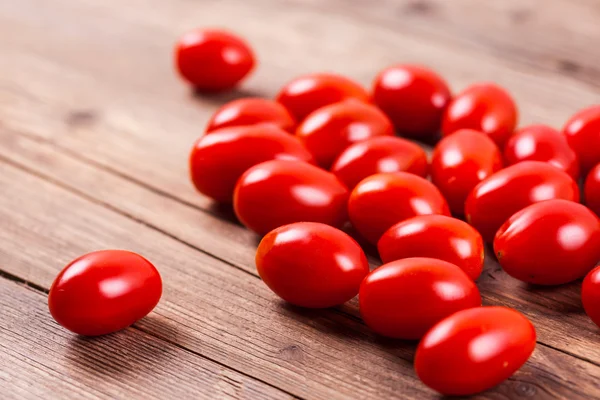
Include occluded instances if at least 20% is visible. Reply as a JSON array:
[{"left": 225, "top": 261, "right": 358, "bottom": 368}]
[
  {"left": 331, "top": 136, "right": 428, "bottom": 190},
  {"left": 582, "top": 266, "right": 600, "bottom": 328},
  {"left": 189, "top": 124, "right": 314, "bottom": 202},
  {"left": 349, "top": 172, "right": 450, "bottom": 245},
  {"left": 175, "top": 29, "right": 254, "bottom": 91},
  {"left": 275, "top": 73, "right": 369, "bottom": 122},
  {"left": 378, "top": 215, "right": 484, "bottom": 281},
  {"left": 359, "top": 258, "right": 480, "bottom": 339},
  {"left": 584, "top": 163, "right": 600, "bottom": 216},
  {"left": 234, "top": 160, "right": 349, "bottom": 235},
  {"left": 562, "top": 105, "right": 600, "bottom": 174},
  {"left": 372, "top": 64, "right": 452, "bottom": 139},
  {"left": 504, "top": 124, "right": 579, "bottom": 179},
  {"left": 442, "top": 83, "right": 518, "bottom": 147},
  {"left": 256, "top": 222, "right": 369, "bottom": 308},
  {"left": 206, "top": 98, "right": 296, "bottom": 133},
  {"left": 48, "top": 250, "right": 162, "bottom": 336},
  {"left": 415, "top": 306, "right": 536, "bottom": 396},
  {"left": 465, "top": 161, "right": 579, "bottom": 242},
  {"left": 431, "top": 129, "right": 503, "bottom": 216},
  {"left": 296, "top": 99, "right": 394, "bottom": 168},
  {"left": 494, "top": 199, "right": 600, "bottom": 285}
]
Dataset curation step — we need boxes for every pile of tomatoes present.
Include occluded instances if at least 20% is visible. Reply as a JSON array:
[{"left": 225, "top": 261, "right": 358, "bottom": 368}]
[{"left": 48, "top": 28, "right": 600, "bottom": 397}]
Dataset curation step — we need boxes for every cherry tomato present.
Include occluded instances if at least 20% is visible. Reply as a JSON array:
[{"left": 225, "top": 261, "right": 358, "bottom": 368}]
[
  {"left": 331, "top": 136, "right": 428, "bottom": 190},
  {"left": 442, "top": 83, "right": 518, "bottom": 147},
  {"left": 465, "top": 161, "right": 579, "bottom": 242},
  {"left": 175, "top": 29, "right": 255, "bottom": 91},
  {"left": 296, "top": 99, "right": 394, "bottom": 168},
  {"left": 562, "top": 105, "right": 600, "bottom": 175},
  {"left": 582, "top": 266, "right": 600, "bottom": 328},
  {"left": 415, "top": 306, "right": 536, "bottom": 396},
  {"left": 206, "top": 98, "right": 296, "bottom": 133},
  {"left": 349, "top": 173, "right": 450, "bottom": 245},
  {"left": 584, "top": 163, "right": 600, "bottom": 216},
  {"left": 234, "top": 160, "right": 349, "bottom": 235},
  {"left": 48, "top": 250, "right": 162, "bottom": 336},
  {"left": 431, "top": 129, "right": 503, "bottom": 216},
  {"left": 189, "top": 124, "right": 314, "bottom": 202},
  {"left": 378, "top": 215, "right": 484, "bottom": 281},
  {"left": 494, "top": 199, "right": 600, "bottom": 285},
  {"left": 372, "top": 64, "right": 452, "bottom": 139},
  {"left": 359, "top": 258, "right": 480, "bottom": 339},
  {"left": 276, "top": 73, "right": 369, "bottom": 122},
  {"left": 504, "top": 124, "right": 579, "bottom": 180},
  {"left": 256, "top": 222, "right": 369, "bottom": 308}
]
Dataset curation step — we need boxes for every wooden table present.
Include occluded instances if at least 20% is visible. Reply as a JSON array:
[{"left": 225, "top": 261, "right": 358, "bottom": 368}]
[{"left": 1, "top": 0, "right": 599, "bottom": 398}]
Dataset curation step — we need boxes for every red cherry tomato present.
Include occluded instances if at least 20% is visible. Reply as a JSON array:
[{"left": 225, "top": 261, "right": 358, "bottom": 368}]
[
  {"left": 234, "top": 160, "right": 349, "bottom": 235},
  {"left": 584, "top": 163, "right": 600, "bottom": 216},
  {"left": 331, "top": 136, "right": 428, "bottom": 190},
  {"left": 349, "top": 173, "right": 450, "bottom": 245},
  {"left": 378, "top": 215, "right": 484, "bottom": 281},
  {"left": 175, "top": 29, "right": 255, "bottom": 91},
  {"left": 295, "top": 100, "right": 394, "bottom": 168},
  {"left": 431, "top": 129, "right": 503, "bottom": 216},
  {"left": 276, "top": 73, "right": 369, "bottom": 122},
  {"left": 256, "top": 222, "right": 369, "bottom": 308},
  {"left": 189, "top": 124, "right": 314, "bottom": 202},
  {"left": 372, "top": 64, "right": 452, "bottom": 139},
  {"left": 415, "top": 306, "right": 536, "bottom": 396},
  {"left": 359, "top": 258, "right": 480, "bottom": 339},
  {"left": 465, "top": 161, "right": 579, "bottom": 242},
  {"left": 582, "top": 266, "right": 600, "bottom": 328},
  {"left": 48, "top": 250, "right": 162, "bottom": 336},
  {"left": 206, "top": 98, "right": 296, "bottom": 133},
  {"left": 562, "top": 105, "right": 600, "bottom": 174},
  {"left": 442, "top": 83, "right": 518, "bottom": 147},
  {"left": 494, "top": 199, "right": 600, "bottom": 285},
  {"left": 504, "top": 124, "right": 579, "bottom": 180}
]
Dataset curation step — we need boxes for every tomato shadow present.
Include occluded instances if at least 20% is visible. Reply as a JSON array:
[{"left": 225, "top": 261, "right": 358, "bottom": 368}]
[
  {"left": 204, "top": 201, "right": 241, "bottom": 225},
  {"left": 190, "top": 86, "right": 267, "bottom": 106}
]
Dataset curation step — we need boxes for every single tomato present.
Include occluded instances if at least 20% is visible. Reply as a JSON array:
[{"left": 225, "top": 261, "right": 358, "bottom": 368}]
[
  {"left": 582, "top": 266, "right": 600, "bottom": 328},
  {"left": 378, "top": 215, "right": 484, "bottom": 281},
  {"left": 562, "top": 105, "right": 600, "bottom": 174},
  {"left": 372, "top": 64, "right": 451, "bottom": 139},
  {"left": 348, "top": 172, "right": 450, "bottom": 245},
  {"left": 359, "top": 258, "right": 480, "bottom": 339},
  {"left": 206, "top": 98, "right": 296, "bottom": 133},
  {"left": 584, "top": 163, "right": 600, "bottom": 216},
  {"left": 175, "top": 29, "right": 254, "bottom": 91},
  {"left": 189, "top": 124, "right": 314, "bottom": 202},
  {"left": 296, "top": 99, "right": 394, "bottom": 168},
  {"left": 234, "top": 160, "right": 349, "bottom": 235},
  {"left": 465, "top": 161, "right": 579, "bottom": 242},
  {"left": 331, "top": 136, "right": 428, "bottom": 190},
  {"left": 415, "top": 306, "right": 536, "bottom": 396},
  {"left": 431, "top": 129, "right": 503, "bottom": 216},
  {"left": 442, "top": 83, "right": 518, "bottom": 147},
  {"left": 494, "top": 199, "right": 600, "bottom": 285},
  {"left": 256, "top": 222, "right": 369, "bottom": 308},
  {"left": 48, "top": 250, "right": 162, "bottom": 336}
]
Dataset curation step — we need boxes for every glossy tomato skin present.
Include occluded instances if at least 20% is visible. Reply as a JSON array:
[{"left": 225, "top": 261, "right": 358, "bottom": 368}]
[
  {"left": 584, "top": 163, "right": 600, "bottom": 216},
  {"left": 206, "top": 98, "right": 296, "bottom": 133},
  {"left": 378, "top": 215, "right": 484, "bottom": 281},
  {"left": 494, "top": 199, "right": 600, "bottom": 285},
  {"left": 275, "top": 73, "right": 370, "bottom": 122},
  {"left": 431, "top": 129, "right": 503, "bottom": 216},
  {"left": 415, "top": 306, "right": 536, "bottom": 396},
  {"left": 465, "top": 161, "right": 579, "bottom": 243},
  {"left": 359, "top": 258, "right": 480, "bottom": 339},
  {"left": 296, "top": 99, "right": 394, "bottom": 168},
  {"left": 349, "top": 172, "right": 450, "bottom": 245},
  {"left": 372, "top": 65, "right": 452, "bottom": 139},
  {"left": 504, "top": 124, "right": 579, "bottom": 179},
  {"left": 175, "top": 29, "right": 254, "bottom": 91},
  {"left": 331, "top": 136, "right": 428, "bottom": 190},
  {"left": 48, "top": 250, "right": 162, "bottom": 336},
  {"left": 442, "top": 83, "right": 518, "bottom": 147},
  {"left": 562, "top": 105, "right": 600, "bottom": 174},
  {"left": 256, "top": 222, "right": 369, "bottom": 308},
  {"left": 189, "top": 124, "right": 314, "bottom": 202},
  {"left": 234, "top": 160, "right": 349, "bottom": 235},
  {"left": 582, "top": 266, "right": 600, "bottom": 328}
]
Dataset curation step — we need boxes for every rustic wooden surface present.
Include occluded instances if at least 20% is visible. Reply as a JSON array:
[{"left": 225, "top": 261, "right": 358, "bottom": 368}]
[{"left": 1, "top": 0, "right": 599, "bottom": 398}]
